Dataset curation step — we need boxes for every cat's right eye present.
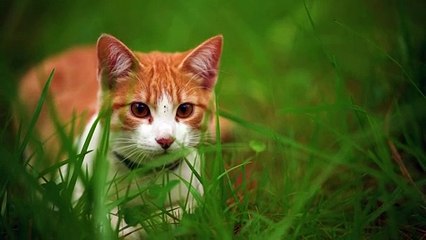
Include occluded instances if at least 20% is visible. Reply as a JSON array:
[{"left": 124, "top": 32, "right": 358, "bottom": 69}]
[{"left": 130, "top": 102, "right": 150, "bottom": 118}]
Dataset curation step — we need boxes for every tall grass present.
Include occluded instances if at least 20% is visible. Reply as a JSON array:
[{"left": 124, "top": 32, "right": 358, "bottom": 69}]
[{"left": 1, "top": 0, "right": 425, "bottom": 239}]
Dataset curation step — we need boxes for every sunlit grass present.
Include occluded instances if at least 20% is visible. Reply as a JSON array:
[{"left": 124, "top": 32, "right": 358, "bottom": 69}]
[{"left": 1, "top": 0, "right": 425, "bottom": 239}]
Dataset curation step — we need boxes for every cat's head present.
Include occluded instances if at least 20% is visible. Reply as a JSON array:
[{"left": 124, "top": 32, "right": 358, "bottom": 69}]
[{"left": 96, "top": 34, "right": 222, "bottom": 161}]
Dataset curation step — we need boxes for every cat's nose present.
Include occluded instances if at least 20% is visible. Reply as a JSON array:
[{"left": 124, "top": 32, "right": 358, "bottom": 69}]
[{"left": 155, "top": 137, "right": 175, "bottom": 150}]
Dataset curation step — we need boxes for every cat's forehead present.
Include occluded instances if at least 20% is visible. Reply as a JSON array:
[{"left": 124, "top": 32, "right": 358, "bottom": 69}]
[
  {"left": 136, "top": 51, "right": 186, "bottom": 67},
  {"left": 112, "top": 51, "right": 209, "bottom": 106}
]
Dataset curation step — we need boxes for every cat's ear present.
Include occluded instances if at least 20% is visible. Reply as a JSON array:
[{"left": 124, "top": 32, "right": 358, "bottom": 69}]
[
  {"left": 97, "top": 34, "right": 140, "bottom": 89},
  {"left": 179, "top": 35, "right": 223, "bottom": 90}
]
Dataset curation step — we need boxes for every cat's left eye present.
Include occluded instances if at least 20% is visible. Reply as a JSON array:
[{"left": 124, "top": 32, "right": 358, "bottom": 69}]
[{"left": 176, "top": 103, "right": 194, "bottom": 118}]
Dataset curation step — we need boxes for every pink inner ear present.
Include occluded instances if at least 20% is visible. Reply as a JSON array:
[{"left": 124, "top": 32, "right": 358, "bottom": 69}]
[
  {"left": 97, "top": 35, "right": 135, "bottom": 85},
  {"left": 181, "top": 36, "right": 223, "bottom": 89},
  {"left": 106, "top": 44, "right": 133, "bottom": 78}
]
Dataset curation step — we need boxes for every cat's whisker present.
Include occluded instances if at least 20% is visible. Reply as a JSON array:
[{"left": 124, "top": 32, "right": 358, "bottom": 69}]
[
  {"left": 111, "top": 137, "right": 134, "bottom": 142},
  {"left": 123, "top": 148, "right": 144, "bottom": 162},
  {"left": 134, "top": 151, "right": 148, "bottom": 165},
  {"left": 110, "top": 138, "right": 136, "bottom": 144},
  {"left": 112, "top": 144, "right": 139, "bottom": 153},
  {"left": 111, "top": 140, "right": 137, "bottom": 146},
  {"left": 117, "top": 150, "right": 135, "bottom": 159},
  {"left": 110, "top": 142, "right": 136, "bottom": 148}
]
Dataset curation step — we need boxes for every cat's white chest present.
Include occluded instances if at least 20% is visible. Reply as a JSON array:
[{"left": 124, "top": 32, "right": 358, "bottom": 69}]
[{"left": 76, "top": 115, "right": 203, "bottom": 212}]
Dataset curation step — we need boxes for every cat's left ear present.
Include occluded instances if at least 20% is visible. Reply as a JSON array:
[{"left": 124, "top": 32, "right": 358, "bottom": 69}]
[
  {"left": 179, "top": 35, "right": 223, "bottom": 90},
  {"left": 97, "top": 34, "right": 140, "bottom": 89}
]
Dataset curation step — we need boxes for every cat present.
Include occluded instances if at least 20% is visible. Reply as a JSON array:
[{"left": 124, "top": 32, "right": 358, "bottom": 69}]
[{"left": 17, "top": 33, "right": 224, "bottom": 238}]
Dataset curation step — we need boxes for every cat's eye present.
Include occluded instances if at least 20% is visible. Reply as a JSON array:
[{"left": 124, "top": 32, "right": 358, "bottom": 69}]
[
  {"left": 130, "top": 102, "right": 150, "bottom": 118},
  {"left": 176, "top": 103, "right": 194, "bottom": 118}
]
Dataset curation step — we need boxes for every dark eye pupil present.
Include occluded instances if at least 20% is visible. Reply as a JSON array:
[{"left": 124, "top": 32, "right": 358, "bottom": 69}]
[
  {"left": 135, "top": 104, "right": 145, "bottom": 112},
  {"left": 180, "top": 105, "right": 188, "bottom": 113}
]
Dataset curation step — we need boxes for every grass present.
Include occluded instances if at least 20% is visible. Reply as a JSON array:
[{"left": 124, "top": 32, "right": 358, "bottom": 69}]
[{"left": 1, "top": 0, "right": 425, "bottom": 239}]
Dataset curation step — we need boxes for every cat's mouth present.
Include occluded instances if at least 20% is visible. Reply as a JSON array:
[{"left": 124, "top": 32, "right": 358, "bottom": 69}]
[{"left": 112, "top": 151, "right": 182, "bottom": 172}]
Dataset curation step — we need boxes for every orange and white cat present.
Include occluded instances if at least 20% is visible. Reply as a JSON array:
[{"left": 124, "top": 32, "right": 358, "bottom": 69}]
[{"left": 18, "top": 34, "right": 223, "bottom": 238}]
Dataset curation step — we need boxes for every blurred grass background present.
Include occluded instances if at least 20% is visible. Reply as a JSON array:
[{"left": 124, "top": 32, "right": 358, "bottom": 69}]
[{"left": 1, "top": 0, "right": 425, "bottom": 239}]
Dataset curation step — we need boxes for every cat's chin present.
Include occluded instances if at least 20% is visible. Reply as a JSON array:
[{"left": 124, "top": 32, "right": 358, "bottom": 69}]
[
  {"left": 148, "top": 148, "right": 174, "bottom": 157},
  {"left": 150, "top": 148, "right": 190, "bottom": 159},
  {"left": 149, "top": 144, "right": 193, "bottom": 156},
  {"left": 112, "top": 150, "right": 183, "bottom": 172},
  {"left": 149, "top": 147, "right": 194, "bottom": 164}
]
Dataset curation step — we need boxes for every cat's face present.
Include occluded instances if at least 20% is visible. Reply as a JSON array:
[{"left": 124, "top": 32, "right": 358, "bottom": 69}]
[{"left": 96, "top": 34, "right": 222, "bottom": 162}]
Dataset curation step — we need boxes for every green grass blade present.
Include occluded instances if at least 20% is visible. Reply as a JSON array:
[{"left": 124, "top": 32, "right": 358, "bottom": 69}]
[{"left": 17, "top": 69, "right": 54, "bottom": 158}]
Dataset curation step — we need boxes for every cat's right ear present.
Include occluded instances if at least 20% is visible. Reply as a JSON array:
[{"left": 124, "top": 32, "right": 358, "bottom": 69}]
[{"left": 97, "top": 34, "right": 140, "bottom": 89}]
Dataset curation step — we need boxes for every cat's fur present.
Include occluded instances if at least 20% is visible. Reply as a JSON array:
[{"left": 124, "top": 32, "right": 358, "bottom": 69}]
[{"left": 18, "top": 34, "right": 224, "bottom": 238}]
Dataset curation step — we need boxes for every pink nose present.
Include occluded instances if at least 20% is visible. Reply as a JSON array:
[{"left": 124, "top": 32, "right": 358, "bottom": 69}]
[{"left": 155, "top": 137, "right": 175, "bottom": 149}]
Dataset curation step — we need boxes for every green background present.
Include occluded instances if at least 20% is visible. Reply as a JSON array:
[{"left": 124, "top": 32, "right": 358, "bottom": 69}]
[{"left": 1, "top": 0, "right": 425, "bottom": 239}]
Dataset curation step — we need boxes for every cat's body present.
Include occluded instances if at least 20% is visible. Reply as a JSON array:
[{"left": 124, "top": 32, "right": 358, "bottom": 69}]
[{"left": 18, "top": 34, "right": 224, "bottom": 238}]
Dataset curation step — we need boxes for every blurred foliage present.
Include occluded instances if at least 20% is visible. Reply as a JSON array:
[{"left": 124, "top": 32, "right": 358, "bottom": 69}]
[
  {"left": 1, "top": 0, "right": 425, "bottom": 238},
  {"left": 1, "top": 0, "right": 425, "bottom": 124}
]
